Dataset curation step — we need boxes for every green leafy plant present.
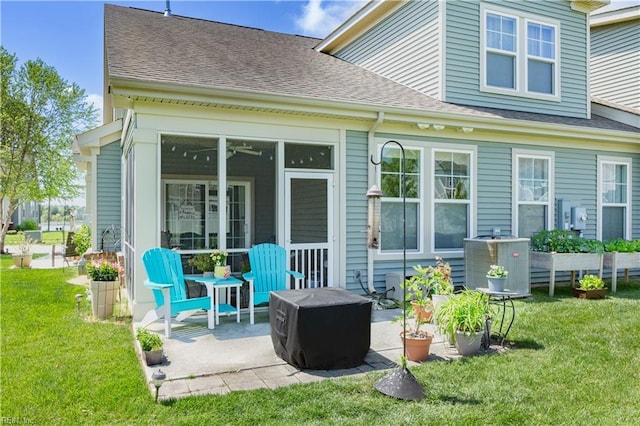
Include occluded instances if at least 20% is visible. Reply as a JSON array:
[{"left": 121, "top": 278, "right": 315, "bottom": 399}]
[
  {"left": 531, "top": 230, "right": 604, "bottom": 254},
  {"left": 188, "top": 253, "right": 215, "bottom": 272},
  {"left": 578, "top": 274, "right": 605, "bottom": 290},
  {"left": 603, "top": 239, "right": 640, "bottom": 253},
  {"left": 20, "top": 219, "right": 38, "bottom": 231},
  {"left": 86, "top": 259, "right": 122, "bottom": 281},
  {"left": 421, "top": 257, "right": 454, "bottom": 295},
  {"left": 73, "top": 225, "right": 92, "bottom": 255},
  {"left": 400, "top": 269, "right": 433, "bottom": 336},
  {"left": 486, "top": 265, "right": 508, "bottom": 278},
  {"left": 435, "top": 290, "right": 490, "bottom": 338},
  {"left": 136, "top": 328, "right": 163, "bottom": 351}
]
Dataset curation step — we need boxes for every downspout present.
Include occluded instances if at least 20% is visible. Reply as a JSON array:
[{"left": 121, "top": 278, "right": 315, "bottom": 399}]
[{"left": 366, "top": 112, "right": 384, "bottom": 295}]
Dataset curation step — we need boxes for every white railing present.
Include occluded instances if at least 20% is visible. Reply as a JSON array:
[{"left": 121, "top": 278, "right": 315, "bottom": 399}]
[{"left": 289, "top": 245, "right": 329, "bottom": 289}]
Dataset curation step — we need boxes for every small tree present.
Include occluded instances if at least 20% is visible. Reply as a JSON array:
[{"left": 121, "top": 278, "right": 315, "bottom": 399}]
[{"left": 0, "top": 47, "right": 96, "bottom": 252}]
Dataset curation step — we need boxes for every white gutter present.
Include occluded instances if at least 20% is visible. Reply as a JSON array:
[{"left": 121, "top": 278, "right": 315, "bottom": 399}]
[{"left": 366, "top": 112, "right": 384, "bottom": 295}]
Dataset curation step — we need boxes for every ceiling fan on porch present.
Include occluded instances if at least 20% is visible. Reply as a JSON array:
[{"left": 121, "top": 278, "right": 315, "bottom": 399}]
[{"left": 189, "top": 143, "right": 262, "bottom": 159}]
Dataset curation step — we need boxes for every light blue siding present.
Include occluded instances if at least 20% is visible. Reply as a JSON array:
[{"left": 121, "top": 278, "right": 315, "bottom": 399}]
[
  {"left": 445, "top": 0, "right": 589, "bottom": 118},
  {"left": 335, "top": 1, "right": 442, "bottom": 98},
  {"left": 96, "top": 141, "right": 122, "bottom": 250},
  {"left": 345, "top": 131, "right": 369, "bottom": 293},
  {"left": 591, "top": 20, "right": 640, "bottom": 110},
  {"left": 347, "top": 130, "right": 639, "bottom": 292}
]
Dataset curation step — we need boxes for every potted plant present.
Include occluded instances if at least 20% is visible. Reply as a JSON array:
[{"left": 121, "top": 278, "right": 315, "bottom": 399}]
[
  {"left": 188, "top": 253, "right": 216, "bottom": 277},
  {"left": 397, "top": 272, "right": 434, "bottom": 362},
  {"left": 403, "top": 266, "right": 434, "bottom": 324},
  {"left": 427, "top": 257, "right": 454, "bottom": 312},
  {"left": 435, "top": 290, "right": 489, "bottom": 356},
  {"left": 211, "top": 249, "right": 229, "bottom": 278},
  {"left": 12, "top": 236, "right": 33, "bottom": 268},
  {"left": 87, "top": 259, "right": 122, "bottom": 319},
  {"left": 603, "top": 239, "right": 640, "bottom": 292},
  {"left": 136, "top": 327, "right": 164, "bottom": 366},
  {"left": 572, "top": 274, "right": 607, "bottom": 299},
  {"left": 486, "top": 264, "right": 508, "bottom": 292},
  {"left": 530, "top": 230, "right": 604, "bottom": 297}
]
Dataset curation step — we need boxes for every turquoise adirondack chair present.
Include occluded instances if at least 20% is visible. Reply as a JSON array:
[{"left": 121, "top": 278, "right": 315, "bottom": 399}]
[
  {"left": 141, "top": 247, "right": 212, "bottom": 338},
  {"left": 242, "top": 243, "right": 304, "bottom": 324}
]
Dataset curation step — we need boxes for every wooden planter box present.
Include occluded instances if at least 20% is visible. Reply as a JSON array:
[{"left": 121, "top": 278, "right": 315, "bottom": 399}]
[
  {"left": 603, "top": 252, "right": 640, "bottom": 293},
  {"left": 571, "top": 287, "right": 608, "bottom": 300},
  {"left": 530, "top": 252, "right": 603, "bottom": 297}
]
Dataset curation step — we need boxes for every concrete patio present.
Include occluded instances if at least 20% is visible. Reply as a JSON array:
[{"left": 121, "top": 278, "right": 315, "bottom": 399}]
[{"left": 136, "top": 307, "right": 503, "bottom": 400}]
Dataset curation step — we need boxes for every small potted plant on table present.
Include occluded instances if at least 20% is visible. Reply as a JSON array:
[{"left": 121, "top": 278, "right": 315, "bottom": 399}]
[
  {"left": 572, "top": 274, "right": 607, "bottom": 299},
  {"left": 188, "top": 253, "right": 216, "bottom": 277},
  {"left": 211, "top": 249, "right": 230, "bottom": 279},
  {"left": 136, "top": 328, "right": 164, "bottom": 366},
  {"left": 486, "top": 265, "right": 508, "bottom": 292}
]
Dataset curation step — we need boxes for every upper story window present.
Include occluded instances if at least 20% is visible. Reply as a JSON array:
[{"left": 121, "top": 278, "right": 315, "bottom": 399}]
[
  {"left": 598, "top": 156, "right": 631, "bottom": 240},
  {"left": 481, "top": 5, "right": 560, "bottom": 101}
]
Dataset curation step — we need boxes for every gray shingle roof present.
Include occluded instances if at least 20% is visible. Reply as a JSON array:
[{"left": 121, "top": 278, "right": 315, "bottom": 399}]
[{"left": 104, "top": 5, "right": 639, "bottom": 134}]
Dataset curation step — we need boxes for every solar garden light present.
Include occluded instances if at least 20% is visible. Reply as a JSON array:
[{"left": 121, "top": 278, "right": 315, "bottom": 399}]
[
  {"left": 152, "top": 369, "right": 166, "bottom": 402},
  {"left": 75, "top": 293, "right": 83, "bottom": 314},
  {"left": 370, "top": 140, "right": 425, "bottom": 401}
]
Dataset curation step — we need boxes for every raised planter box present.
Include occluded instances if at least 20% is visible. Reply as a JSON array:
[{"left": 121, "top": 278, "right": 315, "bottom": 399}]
[
  {"left": 530, "top": 252, "right": 603, "bottom": 297},
  {"left": 603, "top": 252, "right": 640, "bottom": 293},
  {"left": 571, "top": 287, "right": 608, "bottom": 300}
]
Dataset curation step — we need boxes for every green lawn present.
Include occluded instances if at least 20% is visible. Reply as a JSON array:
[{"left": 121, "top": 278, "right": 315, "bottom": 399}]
[
  {"left": 1, "top": 256, "right": 639, "bottom": 424},
  {"left": 4, "top": 230, "right": 66, "bottom": 245}
]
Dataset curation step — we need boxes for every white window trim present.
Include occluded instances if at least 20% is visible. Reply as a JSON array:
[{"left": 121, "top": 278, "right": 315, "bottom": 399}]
[
  {"left": 480, "top": 4, "right": 561, "bottom": 102},
  {"left": 372, "top": 141, "right": 477, "bottom": 261},
  {"left": 597, "top": 155, "right": 632, "bottom": 240},
  {"left": 512, "top": 149, "right": 555, "bottom": 237},
  {"left": 430, "top": 146, "right": 477, "bottom": 255}
]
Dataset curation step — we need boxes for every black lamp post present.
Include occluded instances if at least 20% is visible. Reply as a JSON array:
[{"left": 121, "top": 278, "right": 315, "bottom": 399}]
[{"left": 369, "top": 140, "right": 425, "bottom": 401}]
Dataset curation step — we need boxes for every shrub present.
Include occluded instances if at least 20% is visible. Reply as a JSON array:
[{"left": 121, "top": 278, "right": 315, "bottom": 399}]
[
  {"left": 73, "top": 225, "right": 92, "bottom": 255},
  {"left": 136, "top": 328, "right": 163, "bottom": 351},
  {"left": 20, "top": 219, "right": 38, "bottom": 231}
]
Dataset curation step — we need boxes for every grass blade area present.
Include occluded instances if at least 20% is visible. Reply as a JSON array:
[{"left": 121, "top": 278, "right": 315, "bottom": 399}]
[{"left": 2, "top": 255, "right": 639, "bottom": 424}]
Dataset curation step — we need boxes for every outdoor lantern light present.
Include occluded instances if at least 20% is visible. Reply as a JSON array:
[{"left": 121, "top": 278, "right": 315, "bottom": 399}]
[
  {"left": 366, "top": 184, "right": 382, "bottom": 249},
  {"left": 370, "top": 140, "right": 425, "bottom": 402},
  {"left": 75, "top": 293, "right": 83, "bottom": 314},
  {"left": 152, "top": 369, "right": 166, "bottom": 403}
]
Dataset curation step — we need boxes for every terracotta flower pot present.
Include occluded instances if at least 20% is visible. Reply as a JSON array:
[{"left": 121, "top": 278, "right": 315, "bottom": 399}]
[
  {"left": 400, "top": 330, "right": 434, "bottom": 362},
  {"left": 572, "top": 287, "right": 608, "bottom": 299}
]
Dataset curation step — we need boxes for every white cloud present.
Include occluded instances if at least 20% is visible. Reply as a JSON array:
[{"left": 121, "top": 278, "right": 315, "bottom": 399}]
[
  {"left": 86, "top": 93, "right": 103, "bottom": 126},
  {"left": 295, "top": 0, "right": 368, "bottom": 38}
]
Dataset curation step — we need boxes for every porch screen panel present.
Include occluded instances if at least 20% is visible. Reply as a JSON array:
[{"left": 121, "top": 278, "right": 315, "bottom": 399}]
[
  {"left": 290, "top": 178, "right": 327, "bottom": 244},
  {"left": 165, "top": 183, "right": 206, "bottom": 249}
]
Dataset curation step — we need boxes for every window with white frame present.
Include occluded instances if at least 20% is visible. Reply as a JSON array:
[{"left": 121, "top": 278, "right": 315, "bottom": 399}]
[
  {"left": 598, "top": 157, "right": 631, "bottom": 240},
  {"left": 513, "top": 150, "right": 554, "bottom": 237},
  {"left": 481, "top": 4, "right": 559, "bottom": 100},
  {"left": 433, "top": 150, "right": 472, "bottom": 250},
  {"left": 379, "top": 147, "right": 421, "bottom": 252}
]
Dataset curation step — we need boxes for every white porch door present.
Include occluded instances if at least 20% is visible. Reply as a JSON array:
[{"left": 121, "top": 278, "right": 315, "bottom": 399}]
[{"left": 285, "top": 172, "right": 333, "bottom": 288}]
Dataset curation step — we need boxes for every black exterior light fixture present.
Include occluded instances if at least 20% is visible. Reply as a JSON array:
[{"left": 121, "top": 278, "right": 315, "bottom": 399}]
[{"left": 369, "top": 140, "right": 425, "bottom": 401}]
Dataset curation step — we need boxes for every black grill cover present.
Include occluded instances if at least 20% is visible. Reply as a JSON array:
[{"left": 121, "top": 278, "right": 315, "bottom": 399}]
[{"left": 270, "top": 288, "right": 372, "bottom": 370}]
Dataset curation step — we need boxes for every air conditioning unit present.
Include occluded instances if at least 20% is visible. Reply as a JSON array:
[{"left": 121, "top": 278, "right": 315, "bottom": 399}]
[{"left": 464, "top": 237, "right": 531, "bottom": 296}]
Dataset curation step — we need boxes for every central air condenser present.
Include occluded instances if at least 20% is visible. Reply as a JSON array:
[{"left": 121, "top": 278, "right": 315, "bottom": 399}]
[{"left": 463, "top": 237, "right": 531, "bottom": 295}]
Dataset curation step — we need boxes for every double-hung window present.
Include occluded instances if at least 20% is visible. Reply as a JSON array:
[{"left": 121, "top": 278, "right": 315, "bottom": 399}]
[
  {"left": 379, "top": 147, "right": 421, "bottom": 252},
  {"left": 481, "top": 4, "right": 559, "bottom": 100},
  {"left": 433, "top": 150, "right": 472, "bottom": 250},
  {"left": 598, "top": 156, "right": 631, "bottom": 240},
  {"left": 513, "top": 150, "right": 554, "bottom": 237}
]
